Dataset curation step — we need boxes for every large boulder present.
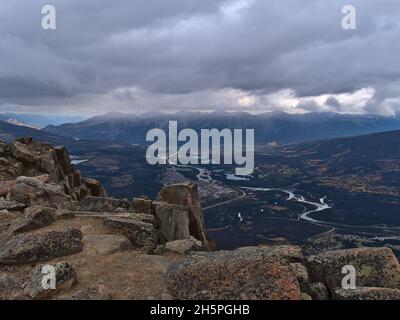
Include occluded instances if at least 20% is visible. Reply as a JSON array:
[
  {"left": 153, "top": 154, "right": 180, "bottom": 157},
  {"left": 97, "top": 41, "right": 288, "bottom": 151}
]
[
  {"left": 306, "top": 247, "right": 400, "bottom": 291},
  {"left": 11, "top": 206, "right": 56, "bottom": 234},
  {"left": 22, "top": 262, "right": 77, "bottom": 299},
  {"left": 165, "top": 246, "right": 303, "bottom": 300},
  {"left": 8, "top": 176, "right": 71, "bottom": 208},
  {"left": 9, "top": 140, "right": 35, "bottom": 163},
  {"left": 157, "top": 183, "right": 207, "bottom": 247},
  {"left": 103, "top": 217, "right": 158, "bottom": 249},
  {"left": 0, "top": 228, "right": 83, "bottom": 265},
  {"left": 153, "top": 201, "right": 191, "bottom": 242}
]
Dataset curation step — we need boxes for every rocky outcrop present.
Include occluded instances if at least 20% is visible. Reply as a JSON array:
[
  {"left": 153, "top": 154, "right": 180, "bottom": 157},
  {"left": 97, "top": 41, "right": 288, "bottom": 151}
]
[
  {"left": 153, "top": 202, "right": 191, "bottom": 243},
  {"left": 165, "top": 246, "right": 303, "bottom": 300},
  {"left": 0, "top": 228, "right": 83, "bottom": 265},
  {"left": 7, "top": 177, "right": 68, "bottom": 210},
  {"left": 0, "top": 137, "right": 105, "bottom": 202},
  {"left": 157, "top": 183, "right": 208, "bottom": 247},
  {"left": 103, "top": 218, "right": 158, "bottom": 249},
  {"left": 22, "top": 262, "right": 77, "bottom": 299}
]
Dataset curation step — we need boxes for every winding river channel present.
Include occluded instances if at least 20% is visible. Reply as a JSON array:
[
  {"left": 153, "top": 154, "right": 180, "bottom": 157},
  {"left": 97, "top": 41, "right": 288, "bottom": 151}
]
[
  {"left": 176, "top": 165, "right": 400, "bottom": 241},
  {"left": 240, "top": 187, "right": 332, "bottom": 224},
  {"left": 185, "top": 163, "right": 333, "bottom": 224}
]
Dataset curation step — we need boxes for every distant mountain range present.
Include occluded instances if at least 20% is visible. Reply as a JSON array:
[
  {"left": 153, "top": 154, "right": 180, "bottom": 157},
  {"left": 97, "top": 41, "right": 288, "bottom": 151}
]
[
  {"left": 0, "top": 113, "right": 84, "bottom": 129},
  {"left": 43, "top": 111, "right": 400, "bottom": 145},
  {"left": 0, "top": 120, "right": 74, "bottom": 145},
  {"left": 285, "top": 129, "right": 400, "bottom": 176}
]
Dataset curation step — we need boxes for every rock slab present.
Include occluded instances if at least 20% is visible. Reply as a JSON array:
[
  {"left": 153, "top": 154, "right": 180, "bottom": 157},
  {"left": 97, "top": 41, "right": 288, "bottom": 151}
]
[{"left": 0, "top": 228, "right": 83, "bottom": 265}]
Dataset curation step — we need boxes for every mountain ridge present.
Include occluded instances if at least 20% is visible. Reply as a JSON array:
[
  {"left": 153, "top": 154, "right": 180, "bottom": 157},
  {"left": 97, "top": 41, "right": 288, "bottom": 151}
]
[
  {"left": 43, "top": 111, "right": 400, "bottom": 145},
  {"left": 0, "top": 120, "right": 75, "bottom": 145}
]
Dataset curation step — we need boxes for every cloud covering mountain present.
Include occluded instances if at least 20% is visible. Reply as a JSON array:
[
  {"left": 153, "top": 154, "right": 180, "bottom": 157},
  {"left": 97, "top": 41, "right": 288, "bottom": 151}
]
[{"left": 1, "top": 0, "right": 400, "bottom": 116}]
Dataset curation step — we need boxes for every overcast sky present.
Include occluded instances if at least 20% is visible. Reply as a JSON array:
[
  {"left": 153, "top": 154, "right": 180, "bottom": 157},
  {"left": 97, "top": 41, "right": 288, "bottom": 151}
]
[{"left": 0, "top": 0, "right": 399, "bottom": 116}]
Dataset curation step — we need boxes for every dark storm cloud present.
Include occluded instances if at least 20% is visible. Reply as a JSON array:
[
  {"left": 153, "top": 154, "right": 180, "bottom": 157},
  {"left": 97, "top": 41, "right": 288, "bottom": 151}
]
[{"left": 0, "top": 0, "right": 399, "bottom": 114}]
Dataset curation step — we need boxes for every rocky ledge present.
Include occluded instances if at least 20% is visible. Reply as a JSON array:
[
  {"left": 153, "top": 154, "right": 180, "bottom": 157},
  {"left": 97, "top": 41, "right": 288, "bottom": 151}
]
[{"left": 0, "top": 138, "right": 400, "bottom": 300}]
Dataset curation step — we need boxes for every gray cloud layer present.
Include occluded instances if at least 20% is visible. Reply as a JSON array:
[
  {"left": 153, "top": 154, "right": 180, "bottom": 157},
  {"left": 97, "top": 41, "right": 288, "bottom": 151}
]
[{"left": 0, "top": 0, "right": 399, "bottom": 115}]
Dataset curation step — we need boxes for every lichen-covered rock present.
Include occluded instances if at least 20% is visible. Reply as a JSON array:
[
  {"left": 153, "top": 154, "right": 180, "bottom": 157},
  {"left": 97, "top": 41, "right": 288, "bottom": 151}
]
[
  {"left": 0, "top": 228, "right": 83, "bottom": 265},
  {"left": 130, "top": 198, "right": 153, "bottom": 214},
  {"left": 157, "top": 183, "right": 207, "bottom": 247},
  {"left": 83, "top": 234, "right": 132, "bottom": 255},
  {"left": 333, "top": 287, "right": 400, "bottom": 300},
  {"left": 103, "top": 217, "right": 158, "bottom": 249},
  {"left": 165, "top": 246, "right": 302, "bottom": 300},
  {"left": 306, "top": 247, "right": 400, "bottom": 291},
  {"left": 11, "top": 206, "right": 56, "bottom": 234},
  {"left": 153, "top": 201, "right": 190, "bottom": 242},
  {"left": 22, "top": 262, "right": 76, "bottom": 299}
]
